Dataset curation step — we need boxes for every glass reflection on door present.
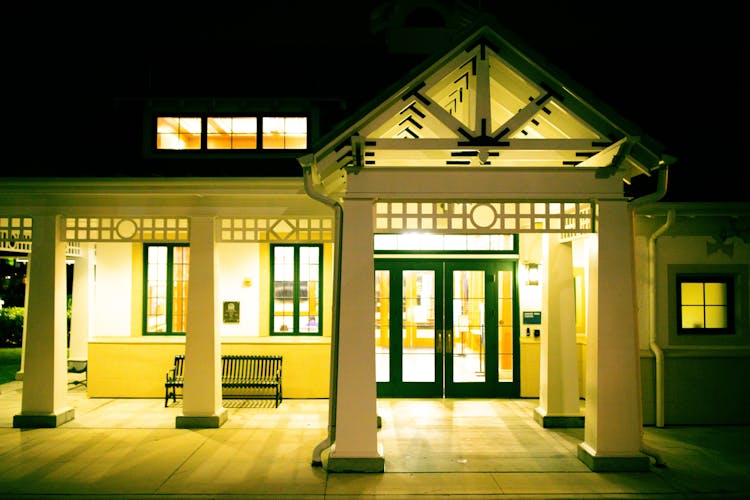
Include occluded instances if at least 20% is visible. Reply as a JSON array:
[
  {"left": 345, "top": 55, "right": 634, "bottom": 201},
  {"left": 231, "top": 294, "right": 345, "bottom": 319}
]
[
  {"left": 375, "top": 270, "right": 390, "bottom": 382},
  {"left": 498, "top": 270, "right": 514, "bottom": 382},
  {"left": 402, "top": 270, "right": 435, "bottom": 382},
  {"left": 452, "top": 270, "right": 486, "bottom": 383}
]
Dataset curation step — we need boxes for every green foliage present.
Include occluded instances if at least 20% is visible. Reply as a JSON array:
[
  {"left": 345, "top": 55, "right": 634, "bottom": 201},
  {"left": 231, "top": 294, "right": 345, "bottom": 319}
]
[
  {"left": 0, "top": 307, "right": 24, "bottom": 347},
  {"left": 0, "top": 347, "right": 21, "bottom": 384}
]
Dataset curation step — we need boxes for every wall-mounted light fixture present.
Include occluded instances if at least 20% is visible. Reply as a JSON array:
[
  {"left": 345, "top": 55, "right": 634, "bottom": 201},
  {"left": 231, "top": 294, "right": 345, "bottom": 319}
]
[{"left": 524, "top": 263, "right": 540, "bottom": 286}]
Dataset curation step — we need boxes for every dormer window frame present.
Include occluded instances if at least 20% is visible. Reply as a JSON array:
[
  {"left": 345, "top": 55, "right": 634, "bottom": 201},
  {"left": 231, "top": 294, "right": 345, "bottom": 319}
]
[{"left": 148, "top": 112, "right": 310, "bottom": 157}]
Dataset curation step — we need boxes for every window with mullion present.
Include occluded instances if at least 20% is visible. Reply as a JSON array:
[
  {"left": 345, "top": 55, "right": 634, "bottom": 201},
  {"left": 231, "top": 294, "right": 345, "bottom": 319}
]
[
  {"left": 271, "top": 244, "right": 321, "bottom": 335},
  {"left": 144, "top": 244, "right": 190, "bottom": 335},
  {"left": 156, "top": 115, "right": 306, "bottom": 151},
  {"left": 677, "top": 275, "right": 733, "bottom": 335}
]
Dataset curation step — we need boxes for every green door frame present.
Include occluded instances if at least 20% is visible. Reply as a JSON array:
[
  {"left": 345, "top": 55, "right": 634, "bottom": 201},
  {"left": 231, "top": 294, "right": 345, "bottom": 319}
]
[{"left": 375, "top": 258, "right": 519, "bottom": 398}]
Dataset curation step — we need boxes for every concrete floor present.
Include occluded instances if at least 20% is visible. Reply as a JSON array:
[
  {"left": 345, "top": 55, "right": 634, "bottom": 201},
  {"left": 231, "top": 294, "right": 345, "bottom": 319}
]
[{"left": 1, "top": 374, "right": 748, "bottom": 499}]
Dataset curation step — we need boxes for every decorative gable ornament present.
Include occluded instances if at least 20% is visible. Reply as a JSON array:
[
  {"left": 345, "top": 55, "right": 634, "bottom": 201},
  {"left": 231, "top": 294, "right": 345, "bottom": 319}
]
[{"left": 306, "top": 25, "right": 672, "bottom": 200}]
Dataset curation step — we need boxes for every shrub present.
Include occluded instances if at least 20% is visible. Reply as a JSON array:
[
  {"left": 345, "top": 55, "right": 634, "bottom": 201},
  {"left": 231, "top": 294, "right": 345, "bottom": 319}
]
[{"left": 0, "top": 307, "right": 24, "bottom": 347}]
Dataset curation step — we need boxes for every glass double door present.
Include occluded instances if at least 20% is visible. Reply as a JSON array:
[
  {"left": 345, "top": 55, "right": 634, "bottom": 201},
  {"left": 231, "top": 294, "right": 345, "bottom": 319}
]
[{"left": 375, "top": 259, "right": 518, "bottom": 398}]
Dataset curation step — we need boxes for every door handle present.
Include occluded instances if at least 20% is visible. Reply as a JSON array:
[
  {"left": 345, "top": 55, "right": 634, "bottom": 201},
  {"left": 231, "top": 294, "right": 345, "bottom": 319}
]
[{"left": 446, "top": 329, "right": 452, "bottom": 354}]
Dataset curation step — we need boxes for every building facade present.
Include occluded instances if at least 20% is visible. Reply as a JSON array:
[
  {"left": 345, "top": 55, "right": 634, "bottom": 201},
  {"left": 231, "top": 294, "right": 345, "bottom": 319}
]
[{"left": 1, "top": 17, "right": 748, "bottom": 474}]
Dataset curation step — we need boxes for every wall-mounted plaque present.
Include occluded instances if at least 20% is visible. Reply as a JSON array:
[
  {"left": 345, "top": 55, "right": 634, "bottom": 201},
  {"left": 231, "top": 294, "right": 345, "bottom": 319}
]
[{"left": 223, "top": 301, "right": 240, "bottom": 323}]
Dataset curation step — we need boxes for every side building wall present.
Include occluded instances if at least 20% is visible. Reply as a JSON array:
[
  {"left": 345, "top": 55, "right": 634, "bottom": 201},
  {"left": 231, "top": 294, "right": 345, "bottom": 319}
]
[{"left": 634, "top": 215, "right": 750, "bottom": 425}]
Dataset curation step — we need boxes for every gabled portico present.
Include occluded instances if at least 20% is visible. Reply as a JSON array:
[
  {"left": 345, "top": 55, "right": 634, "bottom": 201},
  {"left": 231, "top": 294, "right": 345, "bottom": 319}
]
[{"left": 305, "top": 23, "right": 667, "bottom": 472}]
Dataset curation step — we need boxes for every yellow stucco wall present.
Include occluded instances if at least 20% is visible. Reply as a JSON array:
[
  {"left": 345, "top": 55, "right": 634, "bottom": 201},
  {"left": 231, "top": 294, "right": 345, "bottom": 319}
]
[
  {"left": 88, "top": 337, "right": 331, "bottom": 399},
  {"left": 520, "top": 337, "right": 587, "bottom": 398},
  {"left": 520, "top": 338, "right": 540, "bottom": 397},
  {"left": 90, "top": 336, "right": 577, "bottom": 400}
]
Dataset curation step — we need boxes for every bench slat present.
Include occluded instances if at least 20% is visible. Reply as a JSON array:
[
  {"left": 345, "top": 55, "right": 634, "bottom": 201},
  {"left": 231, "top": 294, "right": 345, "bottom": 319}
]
[{"left": 165, "top": 354, "right": 282, "bottom": 407}]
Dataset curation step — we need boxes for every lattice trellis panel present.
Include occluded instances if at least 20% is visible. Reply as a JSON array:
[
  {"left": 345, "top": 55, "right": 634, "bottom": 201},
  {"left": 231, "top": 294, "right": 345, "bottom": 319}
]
[
  {"left": 375, "top": 201, "right": 595, "bottom": 234},
  {"left": 64, "top": 217, "right": 190, "bottom": 242},
  {"left": 560, "top": 204, "right": 595, "bottom": 242},
  {"left": 0, "top": 217, "right": 33, "bottom": 252},
  {"left": 1, "top": 218, "right": 83, "bottom": 256},
  {"left": 219, "top": 217, "right": 334, "bottom": 242},
  {"left": 6, "top": 216, "right": 334, "bottom": 244}
]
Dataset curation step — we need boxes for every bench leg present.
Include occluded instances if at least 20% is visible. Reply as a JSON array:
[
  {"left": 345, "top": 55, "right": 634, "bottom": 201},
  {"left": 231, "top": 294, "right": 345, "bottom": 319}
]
[{"left": 165, "top": 385, "right": 178, "bottom": 407}]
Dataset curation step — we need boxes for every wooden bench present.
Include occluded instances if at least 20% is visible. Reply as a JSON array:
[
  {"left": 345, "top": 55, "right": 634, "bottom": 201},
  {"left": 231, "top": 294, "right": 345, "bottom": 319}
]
[
  {"left": 164, "top": 354, "right": 283, "bottom": 408},
  {"left": 164, "top": 355, "right": 185, "bottom": 407}
]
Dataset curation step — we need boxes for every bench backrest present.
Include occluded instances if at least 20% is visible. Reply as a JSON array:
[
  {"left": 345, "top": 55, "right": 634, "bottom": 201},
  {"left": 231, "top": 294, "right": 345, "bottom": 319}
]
[
  {"left": 222, "top": 355, "right": 282, "bottom": 380},
  {"left": 173, "top": 355, "right": 185, "bottom": 377},
  {"left": 173, "top": 354, "right": 282, "bottom": 380}
]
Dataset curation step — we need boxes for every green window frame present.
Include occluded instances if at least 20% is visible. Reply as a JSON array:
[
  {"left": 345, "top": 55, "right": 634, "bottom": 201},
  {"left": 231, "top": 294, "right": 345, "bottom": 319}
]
[
  {"left": 271, "top": 244, "right": 322, "bottom": 336},
  {"left": 143, "top": 244, "right": 190, "bottom": 335},
  {"left": 676, "top": 274, "right": 734, "bottom": 335}
]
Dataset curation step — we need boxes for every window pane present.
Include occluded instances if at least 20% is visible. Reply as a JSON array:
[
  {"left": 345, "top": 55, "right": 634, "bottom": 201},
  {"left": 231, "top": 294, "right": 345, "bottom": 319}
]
[
  {"left": 498, "top": 270, "right": 514, "bottom": 382},
  {"left": 146, "top": 246, "right": 168, "bottom": 332},
  {"left": 206, "top": 117, "right": 231, "bottom": 149},
  {"left": 274, "top": 246, "right": 294, "bottom": 280},
  {"left": 263, "top": 117, "right": 285, "bottom": 149},
  {"left": 146, "top": 245, "right": 189, "bottom": 335},
  {"left": 705, "top": 305, "right": 728, "bottom": 328},
  {"left": 299, "top": 246, "right": 320, "bottom": 333},
  {"left": 157, "top": 117, "right": 201, "bottom": 150},
  {"left": 272, "top": 245, "right": 322, "bottom": 335},
  {"left": 375, "top": 270, "right": 390, "bottom": 382},
  {"left": 681, "top": 305, "right": 704, "bottom": 328},
  {"left": 452, "top": 270, "right": 485, "bottom": 383},
  {"left": 262, "top": 117, "right": 307, "bottom": 149},
  {"left": 207, "top": 117, "right": 231, "bottom": 133},
  {"left": 171, "top": 247, "right": 189, "bottom": 333},
  {"left": 233, "top": 117, "right": 257, "bottom": 133},
  {"left": 207, "top": 117, "right": 257, "bottom": 149},
  {"left": 402, "top": 270, "right": 435, "bottom": 382},
  {"left": 704, "top": 282, "right": 727, "bottom": 305},
  {"left": 374, "top": 233, "right": 514, "bottom": 251},
  {"left": 284, "top": 117, "right": 307, "bottom": 149},
  {"left": 678, "top": 274, "right": 735, "bottom": 335},
  {"left": 681, "top": 282, "right": 704, "bottom": 305},
  {"left": 232, "top": 134, "right": 257, "bottom": 149},
  {"left": 273, "top": 246, "right": 295, "bottom": 333}
]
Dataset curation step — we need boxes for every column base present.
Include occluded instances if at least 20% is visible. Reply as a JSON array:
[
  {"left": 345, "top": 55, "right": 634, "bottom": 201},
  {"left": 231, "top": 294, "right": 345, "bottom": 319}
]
[
  {"left": 534, "top": 407, "right": 584, "bottom": 428},
  {"left": 13, "top": 407, "right": 75, "bottom": 428},
  {"left": 15, "top": 370, "right": 23, "bottom": 381},
  {"left": 577, "top": 442, "right": 650, "bottom": 472},
  {"left": 176, "top": 408, "right": 228, "bottom": 429},
  {"left": 321, "top": 443, "right": 385, "bottom": 473}
]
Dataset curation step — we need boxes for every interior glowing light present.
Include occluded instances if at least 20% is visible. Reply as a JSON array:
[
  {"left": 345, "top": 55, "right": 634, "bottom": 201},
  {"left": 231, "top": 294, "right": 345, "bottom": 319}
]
[{"left": 399, "top": 232, "right": 425, "bottom": 250}]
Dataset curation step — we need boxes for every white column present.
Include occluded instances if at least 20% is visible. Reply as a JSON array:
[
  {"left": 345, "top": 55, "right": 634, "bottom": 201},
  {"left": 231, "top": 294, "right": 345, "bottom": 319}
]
[
  {"left": 535, "top": 233, "right": 583, "bottom": 427},
  {"left": 16, "top": 255, "right": 31, "bottom": 381},
  {"left": 323, "top": 197, "right": 384, "bottom": 472},
  {"left": 14, "top": 215, "right": 74, "bottom": 428},
  {"left": 176, "top": 216, "right": 227, "bottom": 428},
  {"left": 577, "top": 200, "right": 649, "bottom": 471},
  {"left": 68, "top": 243, "right": 95, "bottom": 367}
]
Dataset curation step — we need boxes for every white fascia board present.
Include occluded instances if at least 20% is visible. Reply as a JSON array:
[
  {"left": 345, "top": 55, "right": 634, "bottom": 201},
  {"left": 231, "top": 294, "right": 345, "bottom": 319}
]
[{"left": 344, "top": 167, "right": 624, "bottom": 200}]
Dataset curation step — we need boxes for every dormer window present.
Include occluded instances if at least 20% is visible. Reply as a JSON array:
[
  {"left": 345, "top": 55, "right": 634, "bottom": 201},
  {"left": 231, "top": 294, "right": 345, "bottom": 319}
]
[
  {"left": 155, "top": 115, "right": 307, "bottom": 151},
  {"left": 262, "top": 117, "right": 307, "bottom": 149},
  {"left": 157, "top": 117, "right": 202, "bottom": 150},
  {"left": 207, "top": 117, "right": 257, "bottom": 149}
]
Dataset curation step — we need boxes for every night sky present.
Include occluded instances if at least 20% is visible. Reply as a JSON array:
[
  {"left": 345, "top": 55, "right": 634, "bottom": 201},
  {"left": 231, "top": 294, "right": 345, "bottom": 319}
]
[{"left": 10, "top": 1, "right": 746, "bottom": 201}]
